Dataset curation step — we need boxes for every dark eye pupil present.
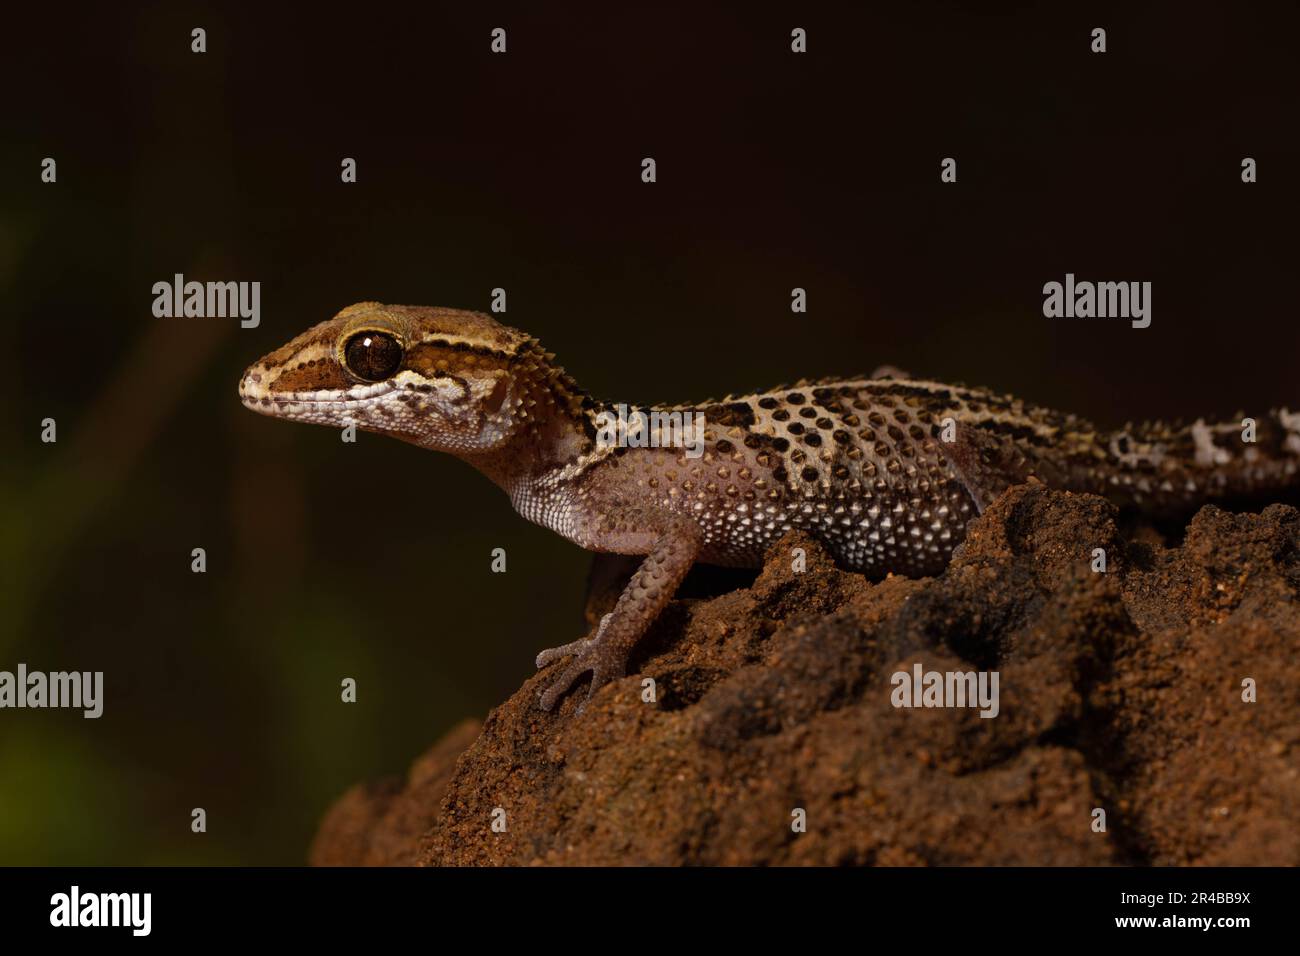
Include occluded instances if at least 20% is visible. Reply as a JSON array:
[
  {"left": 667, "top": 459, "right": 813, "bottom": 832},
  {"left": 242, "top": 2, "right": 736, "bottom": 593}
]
[{"left": 344, "top": 332, "right": 403, "bottom": 381}]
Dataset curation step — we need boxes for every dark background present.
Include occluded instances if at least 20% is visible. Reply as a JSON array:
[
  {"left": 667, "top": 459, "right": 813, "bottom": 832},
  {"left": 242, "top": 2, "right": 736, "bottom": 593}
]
[{"left": 0, "top": 1, "right": 1295, "bottom": 864}]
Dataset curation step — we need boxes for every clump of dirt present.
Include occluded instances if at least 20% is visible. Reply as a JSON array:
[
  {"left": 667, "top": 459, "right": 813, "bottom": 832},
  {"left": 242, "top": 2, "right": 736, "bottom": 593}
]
[
  {"left": 310, "top": 719, "right": 481, "bottom": 866},
  {"left": 310, "top": 485, "right": 1300, "bottom": 866}
]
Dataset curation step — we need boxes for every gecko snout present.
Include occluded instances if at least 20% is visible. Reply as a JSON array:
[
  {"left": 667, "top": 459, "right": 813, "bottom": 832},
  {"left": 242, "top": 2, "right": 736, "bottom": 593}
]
[{"left": 238, "top": 363, "right": 272, "bottom": 408}]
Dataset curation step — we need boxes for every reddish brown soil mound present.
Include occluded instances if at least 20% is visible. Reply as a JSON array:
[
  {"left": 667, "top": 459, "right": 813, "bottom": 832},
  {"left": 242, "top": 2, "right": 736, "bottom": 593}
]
[{"left": 310, "top": 485, "right": 1300, "bottom": 866}]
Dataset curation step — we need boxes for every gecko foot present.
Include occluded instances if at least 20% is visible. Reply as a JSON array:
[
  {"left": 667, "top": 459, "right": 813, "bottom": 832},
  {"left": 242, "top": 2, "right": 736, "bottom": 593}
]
[{"left": 535, "top": 613, "right": 627, "bottom": 712}]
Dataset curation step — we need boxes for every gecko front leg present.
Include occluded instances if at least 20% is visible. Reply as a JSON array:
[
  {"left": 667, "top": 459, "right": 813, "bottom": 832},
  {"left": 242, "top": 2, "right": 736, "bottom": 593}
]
[{"left": 535, "top": 507, "right": 702, "bottom": 712}]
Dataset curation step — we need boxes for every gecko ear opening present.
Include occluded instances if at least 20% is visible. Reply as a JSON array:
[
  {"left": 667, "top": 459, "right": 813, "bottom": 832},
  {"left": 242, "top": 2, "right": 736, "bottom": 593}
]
[
  {"left": 454, "top": 369, "right": 516, "bottom": 449},
  {"left": 483, "top": 373, "right": 510, "bottom": 415}
]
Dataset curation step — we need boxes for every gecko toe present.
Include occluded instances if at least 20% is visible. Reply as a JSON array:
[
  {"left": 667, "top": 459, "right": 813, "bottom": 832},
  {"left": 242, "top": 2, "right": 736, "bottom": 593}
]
[
  {"left": 539, "top": 660, "right": 589, "bottom": 711},
  {"left": 535, "top": 637, "right": 592, "bottom": 669}
]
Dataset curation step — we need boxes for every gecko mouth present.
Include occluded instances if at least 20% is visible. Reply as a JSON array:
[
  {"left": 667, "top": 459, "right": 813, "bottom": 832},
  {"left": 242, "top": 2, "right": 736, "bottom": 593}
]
[{"left": 238, "top": 369, "right": 397, "bottom": 416}]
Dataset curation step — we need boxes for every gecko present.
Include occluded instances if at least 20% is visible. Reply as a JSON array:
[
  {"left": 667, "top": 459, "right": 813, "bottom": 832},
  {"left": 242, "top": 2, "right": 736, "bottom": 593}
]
[{"left": 239, "top": 303, "right": 1300, "bottom": 711}]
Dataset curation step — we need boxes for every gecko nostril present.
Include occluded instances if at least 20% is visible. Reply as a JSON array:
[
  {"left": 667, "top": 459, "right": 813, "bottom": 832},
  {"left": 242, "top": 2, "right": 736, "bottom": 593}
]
[{"left": 239, "top": 367, "right": 267, "bottom": 403}]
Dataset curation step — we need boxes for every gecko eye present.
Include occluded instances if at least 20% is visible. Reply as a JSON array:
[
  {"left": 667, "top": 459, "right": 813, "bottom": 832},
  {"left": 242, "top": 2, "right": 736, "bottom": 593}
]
[{"left": 344, "top": 331, "right": 403, "bottom": 382}]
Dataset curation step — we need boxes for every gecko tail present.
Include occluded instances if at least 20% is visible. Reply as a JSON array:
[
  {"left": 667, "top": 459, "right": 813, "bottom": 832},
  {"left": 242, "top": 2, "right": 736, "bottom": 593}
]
[{"left": 1103, "top": 408, "right": 1300, "bottom": 511}]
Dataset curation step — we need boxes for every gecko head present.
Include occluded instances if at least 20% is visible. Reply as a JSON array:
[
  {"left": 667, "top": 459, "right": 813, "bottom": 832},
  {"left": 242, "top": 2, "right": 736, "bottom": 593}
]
[{"left": 239, "top": 302, "right": 537, "bottom": 454}]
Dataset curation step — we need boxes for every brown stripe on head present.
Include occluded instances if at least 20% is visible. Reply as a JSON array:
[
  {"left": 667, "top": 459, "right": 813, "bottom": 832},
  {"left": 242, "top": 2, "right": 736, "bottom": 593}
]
[
  {"left": 379, "top": 304, "right": 532, "bottom": 355},
  {"left": 270, "top": 354, "right": 354, "bottom": 392},
  {"left": 256, "top": 319, "right": 339, "bottom": 371},
  {"left": 404, "top": 339, "right": 516, "bottom": 380}
]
